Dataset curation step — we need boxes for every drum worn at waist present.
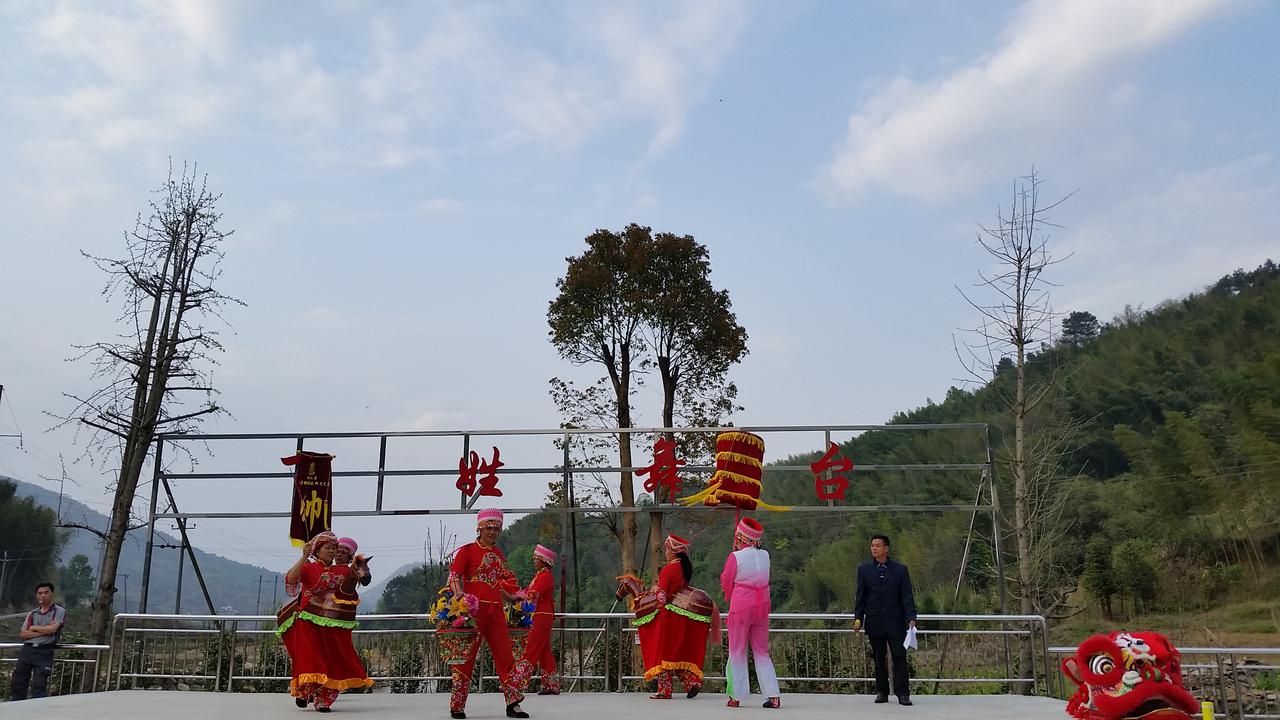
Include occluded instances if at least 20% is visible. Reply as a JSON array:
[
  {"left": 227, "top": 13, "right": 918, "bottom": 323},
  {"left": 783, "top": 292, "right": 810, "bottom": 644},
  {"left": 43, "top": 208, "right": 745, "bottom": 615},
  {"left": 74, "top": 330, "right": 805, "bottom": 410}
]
[
  {"left": 632, "top": 590, "right": 663, "bottom": 620},
  {"left": 669, "top": 587, "right": 714, "bottom": 617},
  {"left": 303, "top": 603, "right": 357, "bottom": 622}
]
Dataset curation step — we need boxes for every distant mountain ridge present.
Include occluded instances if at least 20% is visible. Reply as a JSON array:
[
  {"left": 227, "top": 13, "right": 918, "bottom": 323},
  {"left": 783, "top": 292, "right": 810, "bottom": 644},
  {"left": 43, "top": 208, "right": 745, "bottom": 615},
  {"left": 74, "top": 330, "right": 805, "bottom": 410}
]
[{"left": 6, "top": 476, "right": 282, "bottom": 615}]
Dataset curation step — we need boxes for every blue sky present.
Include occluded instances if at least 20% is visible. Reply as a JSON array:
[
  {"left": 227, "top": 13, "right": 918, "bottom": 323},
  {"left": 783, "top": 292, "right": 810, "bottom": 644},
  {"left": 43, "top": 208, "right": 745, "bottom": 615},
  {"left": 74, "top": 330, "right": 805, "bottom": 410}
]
[{"left": 1, "top": 0, "right": 1278, "bottom": 577}]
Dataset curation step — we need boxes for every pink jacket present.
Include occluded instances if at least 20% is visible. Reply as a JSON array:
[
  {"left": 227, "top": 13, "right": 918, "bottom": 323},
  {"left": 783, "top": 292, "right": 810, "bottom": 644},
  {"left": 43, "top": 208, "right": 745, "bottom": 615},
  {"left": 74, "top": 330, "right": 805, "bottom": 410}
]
[{"left": 721, "top": 546, "right": 771, "bottom": 618}]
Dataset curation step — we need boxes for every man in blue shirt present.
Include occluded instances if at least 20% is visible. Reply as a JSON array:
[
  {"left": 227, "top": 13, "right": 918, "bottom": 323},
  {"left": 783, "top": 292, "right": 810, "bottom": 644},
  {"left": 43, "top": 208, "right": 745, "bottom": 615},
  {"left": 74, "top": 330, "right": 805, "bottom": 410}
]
[
  {"left": 853, "top": 534, "right": 917, "bottom": 706},
  {"left": 10, "top": 581, "right": 66, "bottom": 700}
]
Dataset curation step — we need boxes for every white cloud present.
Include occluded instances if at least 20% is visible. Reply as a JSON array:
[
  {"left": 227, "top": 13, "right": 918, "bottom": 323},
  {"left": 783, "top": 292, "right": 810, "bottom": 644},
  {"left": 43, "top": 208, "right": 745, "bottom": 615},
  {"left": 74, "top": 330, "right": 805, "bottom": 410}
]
[
  {"left": 596, "top": 1, "right": 749, "bottom": 157},
  {"left": 399, "top": 409, "right": 471, "bottom": 432},
  {"left": 420, "top": 198, "right": 463, "bottom": 215},
  {"left": 4, "top": 1, "right": 750, "bottom": 201},
  {"left": 820, "top": 0, "right": 1236, "bottom": 202},
  {"left": 1058, "top": 154, "right": 1280, "bottom": 318}
]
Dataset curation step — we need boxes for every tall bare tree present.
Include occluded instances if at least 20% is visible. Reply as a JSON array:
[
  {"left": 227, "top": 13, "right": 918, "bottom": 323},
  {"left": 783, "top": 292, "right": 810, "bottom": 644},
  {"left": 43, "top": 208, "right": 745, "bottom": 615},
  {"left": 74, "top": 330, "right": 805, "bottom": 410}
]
[
  {"left": 54, "top": 163, "right": 242, "bottom": 642},
  {"left": 955, "top": 169, "right": 1076, "bottom": 620}
]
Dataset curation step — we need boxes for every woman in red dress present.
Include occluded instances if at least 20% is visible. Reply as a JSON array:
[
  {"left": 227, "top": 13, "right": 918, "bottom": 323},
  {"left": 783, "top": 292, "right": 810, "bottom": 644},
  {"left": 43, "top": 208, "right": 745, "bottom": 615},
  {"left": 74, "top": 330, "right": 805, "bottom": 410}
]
[
  {"left": 520, "top": 544, "right": 559, "bottom": 695},
  {"left": 446, "top": 508, "right": 534, "bottom": 719},
  {"left": 278, "top": 532, "right": 374, "bottom": 712},
  {"left": 646, "top": 533, "right": 708, "bottom": 699}
]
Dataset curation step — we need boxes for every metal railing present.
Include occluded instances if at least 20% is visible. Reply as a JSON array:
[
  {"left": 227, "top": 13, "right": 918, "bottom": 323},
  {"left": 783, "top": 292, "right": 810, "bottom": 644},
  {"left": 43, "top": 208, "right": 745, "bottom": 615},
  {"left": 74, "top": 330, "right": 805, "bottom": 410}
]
[
  {"left": 1049, "top": 646, "right": 1280, "bottom": 720},
  {"left": 104, "top": 612, "right": 1051, "bottom": 695},
  {"left": 1, "top": 642, "right": 109, "bottom": 699}
]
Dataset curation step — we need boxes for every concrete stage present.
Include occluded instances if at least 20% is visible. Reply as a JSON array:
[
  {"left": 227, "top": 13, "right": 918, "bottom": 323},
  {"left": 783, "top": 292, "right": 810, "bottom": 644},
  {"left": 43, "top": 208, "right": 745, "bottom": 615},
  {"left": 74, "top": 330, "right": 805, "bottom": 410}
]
[{"left": 0, "top": 691, "right": 1069, "bottom": 720}]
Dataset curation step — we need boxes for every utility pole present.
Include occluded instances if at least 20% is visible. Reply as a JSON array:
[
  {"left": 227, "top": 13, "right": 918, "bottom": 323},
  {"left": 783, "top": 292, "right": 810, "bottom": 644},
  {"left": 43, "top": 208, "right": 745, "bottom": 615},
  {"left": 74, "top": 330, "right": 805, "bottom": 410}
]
[
  {"left": 272, "top": 575, "right": 279, "bottom": 608},
  {"left": 174, "top": 545, "right": 186, "bottom": 614},
  {"left": 0, "top": 550, "right": 15, "bottom": 601},
  {"left": 0, "top": 385, "right": 23, "bottom": 445},
  {"left": 255, "top": 574, "right": 264, "bottom": 614},
  {"left": 120, "top": 573, "right": 129, "bottom": 614}
]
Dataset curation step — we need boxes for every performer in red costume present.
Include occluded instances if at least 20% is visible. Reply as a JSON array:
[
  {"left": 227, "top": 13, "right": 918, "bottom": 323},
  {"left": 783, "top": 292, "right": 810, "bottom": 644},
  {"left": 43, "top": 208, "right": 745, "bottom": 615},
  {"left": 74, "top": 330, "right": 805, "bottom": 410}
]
[
  {"left": 521, "top": 544, "right": 560, "bottom": 695},
  {"left": 278, "top": 532, "right": 373, "bottom": 712},
  {"left": 446, "top": 508, "right": 534, "bottom": 719},
  {"left": 648, "top": 533, "right": 712, "bottom": 700}
]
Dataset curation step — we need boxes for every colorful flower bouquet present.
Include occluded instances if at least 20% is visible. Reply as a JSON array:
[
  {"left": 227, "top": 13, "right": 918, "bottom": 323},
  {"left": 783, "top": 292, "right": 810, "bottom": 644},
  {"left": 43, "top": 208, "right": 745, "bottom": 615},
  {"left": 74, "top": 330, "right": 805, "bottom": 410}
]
[
  {"left": 507, "top": 599, "right": 536, "bottom": 628},
  {"left": 433, "top": 585, "right": 480, "bottom": 665},
  {"left": 431, "top": 586, "right": 478, "bottom": 630}
]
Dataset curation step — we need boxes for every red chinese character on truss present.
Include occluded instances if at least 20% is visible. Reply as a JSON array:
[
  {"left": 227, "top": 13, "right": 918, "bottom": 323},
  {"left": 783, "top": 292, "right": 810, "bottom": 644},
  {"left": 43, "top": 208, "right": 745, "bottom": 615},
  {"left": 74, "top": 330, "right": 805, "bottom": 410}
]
[
  {"left": 637, "top": 437, "right": 686, "bottom": 498},
  {"left": 810, "top": 442, "right": 853, "bottom": 501},
  {"left": 457, "top": 446, "right": 505, "bottom": 497}
]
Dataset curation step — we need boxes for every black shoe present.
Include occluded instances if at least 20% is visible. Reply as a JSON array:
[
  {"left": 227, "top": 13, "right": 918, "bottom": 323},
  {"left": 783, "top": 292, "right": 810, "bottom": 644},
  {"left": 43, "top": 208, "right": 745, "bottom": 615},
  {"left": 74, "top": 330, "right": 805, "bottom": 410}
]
[
  {"left": 316, "top": 708, "right": 331, "bottom": 714},
  {"left": 451, "top": 712, "right": 466, "bottom": 719},
  {"left": 875, "top": 694, "right": 889, "bottom": 703},
  {"left": 295, "top": 698, "right": 308, "bottom": 708},
  {"left": 537, "top": 689, "right": 560, "bottom": 696},
  {"left": 686, "top": 685, "right": 701, "bottom": 699},
  {"left": 898, "top": 696, "right": 913, "bottom": 706},
  {"left": 506, "top": 703, "right": 530, "bottom": 719},
  {"left": 763, "top": 697, "right": 781, "bottom": 709}
]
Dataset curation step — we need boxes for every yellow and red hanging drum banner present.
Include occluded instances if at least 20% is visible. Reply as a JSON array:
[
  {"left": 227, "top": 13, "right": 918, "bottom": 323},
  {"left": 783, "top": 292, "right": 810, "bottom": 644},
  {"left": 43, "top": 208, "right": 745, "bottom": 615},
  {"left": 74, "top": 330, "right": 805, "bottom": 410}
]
[{"left": 681, "top": 431, "right": 789, "bottom": 511}]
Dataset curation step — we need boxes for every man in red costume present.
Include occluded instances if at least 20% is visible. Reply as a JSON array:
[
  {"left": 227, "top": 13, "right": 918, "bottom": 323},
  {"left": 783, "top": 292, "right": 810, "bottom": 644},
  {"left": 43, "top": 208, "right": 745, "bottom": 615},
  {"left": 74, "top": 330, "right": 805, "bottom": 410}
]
[
  {"left": 521, "top": 544, "right": 559, "bottom": 695},
  {"left": 447, "top": 508, "right": 534, "bottom": 719}
]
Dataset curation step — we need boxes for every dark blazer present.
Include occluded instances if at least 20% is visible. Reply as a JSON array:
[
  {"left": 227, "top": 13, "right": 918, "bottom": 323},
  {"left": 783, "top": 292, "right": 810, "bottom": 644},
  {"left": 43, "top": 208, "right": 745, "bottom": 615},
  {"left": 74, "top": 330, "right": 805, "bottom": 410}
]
[{"left": 854, "top": 557, "right": 917, "bottom": 637}]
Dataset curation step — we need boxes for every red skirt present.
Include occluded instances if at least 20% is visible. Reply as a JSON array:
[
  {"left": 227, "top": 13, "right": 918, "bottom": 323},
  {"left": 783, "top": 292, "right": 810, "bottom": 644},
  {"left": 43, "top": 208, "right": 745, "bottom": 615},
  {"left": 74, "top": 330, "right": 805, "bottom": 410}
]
[
  {"left": 280, "top": 615, "right": 374, "bottom": 694},
  {"left": 637, "top": 614, "right": 661, "bottom": 677},
  {"left": 648, "top": 607, "right": 710, "bottom": 680}
]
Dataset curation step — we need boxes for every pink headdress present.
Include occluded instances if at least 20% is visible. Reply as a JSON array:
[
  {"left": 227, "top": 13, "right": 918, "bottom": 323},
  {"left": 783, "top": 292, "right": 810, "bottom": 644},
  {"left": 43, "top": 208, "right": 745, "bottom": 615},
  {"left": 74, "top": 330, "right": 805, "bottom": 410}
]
[
  {"left": 735, "top": 517, "right": 764, "bottom": 543},
  {"left": 337, "top": 537, "right": 358, "bottom": 553},
  {"left": 476, "top": 508, "right": 504, "bottom": 528},
  {"left": 533, "top": 544, "right": 558, "bottom": 566}
]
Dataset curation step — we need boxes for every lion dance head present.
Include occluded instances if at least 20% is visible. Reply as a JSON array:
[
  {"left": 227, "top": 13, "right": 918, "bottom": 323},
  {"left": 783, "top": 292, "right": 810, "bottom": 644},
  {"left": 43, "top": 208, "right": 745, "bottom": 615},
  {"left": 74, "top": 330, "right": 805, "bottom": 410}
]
[{"left": 1062, "top": 631, "right": 1199, "bottom": 720}]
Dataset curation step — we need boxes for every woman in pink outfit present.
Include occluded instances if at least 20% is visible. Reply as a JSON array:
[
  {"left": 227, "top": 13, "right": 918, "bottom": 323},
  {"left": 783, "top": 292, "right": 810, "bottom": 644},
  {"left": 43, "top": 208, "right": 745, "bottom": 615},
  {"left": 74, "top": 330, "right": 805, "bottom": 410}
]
[{"left": 720, "top": 517, "right": 780, "bottom": 709}]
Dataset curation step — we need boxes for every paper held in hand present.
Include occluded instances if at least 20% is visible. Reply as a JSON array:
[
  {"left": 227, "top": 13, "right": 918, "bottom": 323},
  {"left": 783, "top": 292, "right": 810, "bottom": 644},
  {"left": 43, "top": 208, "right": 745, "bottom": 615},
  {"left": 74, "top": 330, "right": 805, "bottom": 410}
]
[{"left": 904, "top": 626, "right": 918, "bottom": 651}]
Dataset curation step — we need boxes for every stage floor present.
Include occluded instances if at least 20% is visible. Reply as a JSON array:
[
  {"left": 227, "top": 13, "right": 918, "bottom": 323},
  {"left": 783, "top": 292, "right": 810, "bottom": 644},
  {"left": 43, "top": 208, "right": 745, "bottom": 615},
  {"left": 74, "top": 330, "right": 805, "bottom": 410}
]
[{"left": 0, "top": 690, "right": 1069, "bottom": 720}]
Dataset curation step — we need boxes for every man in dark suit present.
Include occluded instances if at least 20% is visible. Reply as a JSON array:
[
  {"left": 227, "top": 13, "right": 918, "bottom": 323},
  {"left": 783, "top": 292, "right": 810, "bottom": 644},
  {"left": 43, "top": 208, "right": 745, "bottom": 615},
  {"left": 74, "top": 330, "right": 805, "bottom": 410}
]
[{"left": 853, "top": 534, "right": 916, "bottom": 706}]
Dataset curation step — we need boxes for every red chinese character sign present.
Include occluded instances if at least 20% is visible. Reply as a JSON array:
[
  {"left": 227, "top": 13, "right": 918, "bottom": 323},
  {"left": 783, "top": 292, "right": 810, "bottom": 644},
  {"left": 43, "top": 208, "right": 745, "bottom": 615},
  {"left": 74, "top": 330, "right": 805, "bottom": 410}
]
[
  {"left": 637, "top": 437, "right": 686, "bottom": 498},
  {"left": 682, "top": 430, "right": 789, "bottom": 511},
  {"left": 457, "top": 446, "right": 504, "bottom": 498},
  {"left": 810, "top": 442, "right": 853, "bottom": 501},
  {"left": 283, "top": 451, "right": 334, "bottom": 547}
]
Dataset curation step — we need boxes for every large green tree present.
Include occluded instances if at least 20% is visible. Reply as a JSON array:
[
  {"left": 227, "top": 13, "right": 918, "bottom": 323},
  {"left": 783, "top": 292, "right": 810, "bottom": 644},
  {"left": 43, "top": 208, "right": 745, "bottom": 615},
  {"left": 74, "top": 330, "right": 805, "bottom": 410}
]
[
  {"left": 548, "top": 226, "right": 651, "bottom": 574},
  {"left": 58, "top": 554, "right": 96, "bottom": 608},
  {"left": 636, "top": 231, "right": 747, "bottom": 572},
  {"left": 549, "top": 224, "right": 748, "bottom": 575},
  {"left": 0, "top": 480, "right": 62, "bottom": 607}
]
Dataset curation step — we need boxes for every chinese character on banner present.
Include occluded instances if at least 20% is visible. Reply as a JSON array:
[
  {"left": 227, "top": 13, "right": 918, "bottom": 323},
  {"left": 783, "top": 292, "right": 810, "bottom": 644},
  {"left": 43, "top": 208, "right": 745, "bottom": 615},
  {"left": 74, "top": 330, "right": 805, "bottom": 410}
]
[
  {"left": 457, "top": 446, "right": 505, "bottom": 497},
  {"left": 809, "top": 442, "right": 853, "bottom": 501},
  {"left": 282, "top": 451, "right": 334, "bottom": 547},
  {"left": 637, "top": 437, "right": 686, "bottom": 498}
]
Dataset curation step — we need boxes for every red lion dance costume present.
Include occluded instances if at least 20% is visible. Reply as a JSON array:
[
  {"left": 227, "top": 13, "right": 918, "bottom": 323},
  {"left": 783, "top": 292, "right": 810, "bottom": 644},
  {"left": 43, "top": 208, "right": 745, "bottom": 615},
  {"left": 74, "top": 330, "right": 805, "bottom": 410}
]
[{"left": 1062, "top": 631, "right": 1199, "bottom": 720}]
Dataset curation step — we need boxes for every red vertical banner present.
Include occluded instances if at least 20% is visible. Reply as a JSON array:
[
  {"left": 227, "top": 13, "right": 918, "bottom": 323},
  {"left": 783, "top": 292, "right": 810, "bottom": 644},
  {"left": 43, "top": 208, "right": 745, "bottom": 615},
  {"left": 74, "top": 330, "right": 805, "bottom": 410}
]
[{"left": 283, "top": 451, "right": 334, "bottom": 546}]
